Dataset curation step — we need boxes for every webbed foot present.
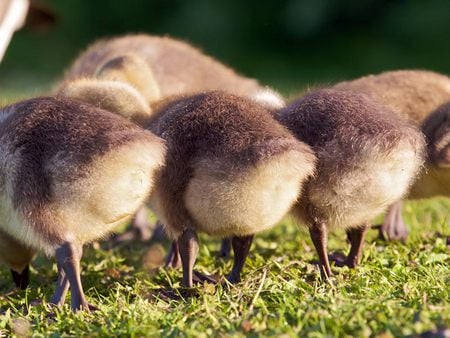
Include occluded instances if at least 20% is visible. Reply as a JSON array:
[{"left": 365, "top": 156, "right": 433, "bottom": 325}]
[
  {"left": 329, "top": 251, "right": 349, "bottom": 268},
  {"left": 192, "top": 270, "right": 221, "bottom": 284}
]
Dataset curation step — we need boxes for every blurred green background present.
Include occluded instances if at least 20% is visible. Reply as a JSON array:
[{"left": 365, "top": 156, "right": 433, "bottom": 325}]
[{"left": 1, "top": 0, "right": 450, "bottom": 98}]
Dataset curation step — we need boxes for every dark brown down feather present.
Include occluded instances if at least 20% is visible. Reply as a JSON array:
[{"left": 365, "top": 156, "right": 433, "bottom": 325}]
[{"left": 147, "top": 91, "right": 314, "bottom": 236}]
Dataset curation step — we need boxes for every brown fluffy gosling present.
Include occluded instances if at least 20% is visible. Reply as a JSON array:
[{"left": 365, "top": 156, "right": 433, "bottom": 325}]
[
  {"left": 334, "top": 70, "right": 450, "bottom": 241},
  {"left": 276, "top": 89, "right": 425, "bottom": 277},
  {"left": 59, "top": 33, "right": 285, "bottom": 112},
  {"left": 0, "top": 97, "right": 165, "bottom": 310},
  {"left": 146, "top": 91, "right": 316, "bottom": 286}
]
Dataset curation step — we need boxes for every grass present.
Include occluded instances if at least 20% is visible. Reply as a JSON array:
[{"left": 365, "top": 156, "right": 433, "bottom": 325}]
[{"left": 0, "top": 198, "right": 448, "bottom": 337}]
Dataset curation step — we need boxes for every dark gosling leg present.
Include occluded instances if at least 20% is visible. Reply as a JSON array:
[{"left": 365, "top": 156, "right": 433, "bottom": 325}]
[
  {"left": 113, "top": 207, "right": 152, "bottom": 243},
  {"left": 309, "top": 222, "right": 332, "bottom": 279},
  {"left": 219, "top": 238, "right": 232, "bottom": 258},
  {"left": 49, "top": 263, "right": 70, "bottom": 307},
  {"left": 379, "top": 201, "right": 408, "bottom": 241},
  {"left": 227, "top": 235, "right": 254, "bottom": 284},
  {"left": 344, "top": 224, "right": 370, "bottom": 268},
  {"left": 55, "top": 242, "right": 93, "bottom": 311},
  {"left": 165, "top": 240, "right": 182, "bottom": 269},
  {"left": 131, "top": 207, "right": 153, "bottom": 241},
  {"left": 11, "top": 265, "right": 30, "bottom": 290},
  {"left": 178, "top": 228, "right": 199, "bottom": 288}
]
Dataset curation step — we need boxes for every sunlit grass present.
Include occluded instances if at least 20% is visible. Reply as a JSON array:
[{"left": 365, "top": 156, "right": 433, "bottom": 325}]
[{"left": 0, "top": 198, "right": 448, "bottom": 337}]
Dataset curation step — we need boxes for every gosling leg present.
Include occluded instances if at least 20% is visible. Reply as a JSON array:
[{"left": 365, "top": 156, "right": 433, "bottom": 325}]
[
  {"left": 309, "top": 222, "right": 332, "bottom": 279},
  {"left": 219, "top": 238, "right": 232, "bottom": 258},
  {"left": 11, "top": 265, "right": 30, "bottom": 290},
  {"left": 178, "top": 228, "right": 199, "bottom": 288},
  {"left": 113, "top": 207, "right": 153, "bottom": 243},
  {"left": 226, "top": 235, "right": 254, "bottom": 284},
  {"left": 378, "top": 201, "right": 408, "bottom": 242},
  {"left": 344, "top": 224, "right": 370, "bottom": 268},
  {"left": 165, "top": 240, "right": 182, "bottom": 269},
  {"left": 49, "top": 263, "right": 70, "bottom": 307},
  {"left": 55, "top": 242, "right": 96, "bottom": 311}
]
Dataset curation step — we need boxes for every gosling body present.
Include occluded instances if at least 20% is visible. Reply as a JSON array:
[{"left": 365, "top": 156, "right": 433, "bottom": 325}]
[
  {"left": 0, "top": 97, "right": 165, "bottom": 310},
  {"left": 277, "top": 89, "right": 425, "bottom": 276}
]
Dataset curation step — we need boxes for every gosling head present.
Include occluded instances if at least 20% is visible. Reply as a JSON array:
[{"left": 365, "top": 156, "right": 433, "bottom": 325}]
[
  {"left": 423, "top": 102, "right": 450, "bottom": 168},
  {"left": 56, "top": 78, "right": 152, "bottom": 125},
  {"left": 96, "top": 54, "right": 161, "bottom": 104}
]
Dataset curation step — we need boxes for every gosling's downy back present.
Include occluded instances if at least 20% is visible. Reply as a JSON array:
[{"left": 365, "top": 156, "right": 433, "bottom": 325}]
[
  {"left": 334, "top": 70, "right": 450, "bottom": 123},
  {"left": 62, "top": 34, "right": 285, "bottom": 109}
]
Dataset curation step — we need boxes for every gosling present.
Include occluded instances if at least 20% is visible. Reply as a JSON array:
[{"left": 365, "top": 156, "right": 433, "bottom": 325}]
[
  {"left": 276, "top": 89, "right": 425, "bottom": 277},
  {"left": 0, "top": 97, "right": 165, "bottom": 310},
  {"left": 60, "top": 33, "right": 285, "bottom": 110},
  {"left": 146, "top": 91, "right": 315, "bottom": 286}
]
